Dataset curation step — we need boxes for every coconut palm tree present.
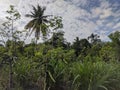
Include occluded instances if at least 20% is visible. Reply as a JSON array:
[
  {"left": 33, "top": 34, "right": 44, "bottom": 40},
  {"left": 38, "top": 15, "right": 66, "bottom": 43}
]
[
  {"left": 25, "top": 5, "right": 52, "bottom": 44},
  {"left": 25, "top": 5, "right": 63, "bottom": 90}
]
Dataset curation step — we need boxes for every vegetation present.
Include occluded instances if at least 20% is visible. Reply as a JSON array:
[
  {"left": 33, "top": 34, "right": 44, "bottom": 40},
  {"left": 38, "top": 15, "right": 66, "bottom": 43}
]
[{"left": 0, "top": 5, "right": 120, "bottom": 90}]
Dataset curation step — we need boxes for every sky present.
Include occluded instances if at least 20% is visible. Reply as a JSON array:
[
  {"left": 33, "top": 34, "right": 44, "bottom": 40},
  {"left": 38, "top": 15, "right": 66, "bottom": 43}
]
[{"left": 0, "top": 0, "right": 120, "bottom": 42}]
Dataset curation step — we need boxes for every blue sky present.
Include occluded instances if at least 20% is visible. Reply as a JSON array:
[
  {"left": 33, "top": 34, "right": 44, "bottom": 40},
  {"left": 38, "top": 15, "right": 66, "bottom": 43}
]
[{"left": 0, "top": 0, "right": 120, "bottom": 42}]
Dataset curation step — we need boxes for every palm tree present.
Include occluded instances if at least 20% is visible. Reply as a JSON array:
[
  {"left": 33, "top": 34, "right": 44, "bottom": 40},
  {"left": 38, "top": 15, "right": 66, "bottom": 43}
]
[
  {"left": 25, "top": 5, "right": 63, "bottom": 90},
  {"left": 25, "top": 5, "right": 51, "bottom": 44}
]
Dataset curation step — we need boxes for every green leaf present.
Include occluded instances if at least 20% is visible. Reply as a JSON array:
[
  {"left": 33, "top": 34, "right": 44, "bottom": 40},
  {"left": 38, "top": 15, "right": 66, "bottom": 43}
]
[
  {"left": 72, "top": 74, "right": 80, "bottom": 85},
  {"left": 48, "top": 70, "right": 55, "bottom": 83},
  {"left": 99, "top": 85, "right": 108, "bottom": 90}
]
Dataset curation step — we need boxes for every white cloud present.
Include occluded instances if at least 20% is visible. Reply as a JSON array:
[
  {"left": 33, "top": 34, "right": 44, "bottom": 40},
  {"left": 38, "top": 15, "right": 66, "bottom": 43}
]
[
  {"left": 106, "top": 22, "right": 114, "bottom": 27},
  {"left": 100, "top": 0, "right": 110, "bottom": 9},
  {"left": 0, "top": 0, "right": 19, "bottom": 5},
  {"left": 113, "top": 23, "right": 120, "bottom": 29},
  {"left": 91, "top": 0, "right": 113, "bottom": 19},
  {"left": 64, "top": 0, "right": 88, "bottom": 7},
  {"left": 11, "top": 0, "right": 118, "bottom": 42},
  {"left": 0, "top": 0, "right": 120, "bottom": 43},
  {"left": 18, "top": 0, "right": 94, "bottom": 42},
  {"left": 0, "top": 0, "right": 20, "bottom": 18},
  {"left": 100, "top": 8, "right": 112, "bottom": 19}
]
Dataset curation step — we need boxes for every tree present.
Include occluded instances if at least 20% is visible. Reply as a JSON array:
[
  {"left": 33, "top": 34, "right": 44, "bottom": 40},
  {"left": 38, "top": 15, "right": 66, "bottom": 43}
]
[
  {"left": 25, "top": 5, "right": 63, "bottom": 44},
  {"left": 0, "top": 5, "right": 21, "bottom": 89},
  {"left": 99, "top": 42, "right": 115, "bottom": 62},
  {"left": 109, "top": 31, "right": 120, "bottom": 61},
  {"left": 45, "top": 31, "right": 68, "bottom": 48},
  {"left": 25, "top": 5, "right": 63, "bottom": 90},
  {"left": 72, "top": 37, "right": 81, "bottom": 57},
  {"left": 72, "top": 37, "right": 91, "bottom": 57},
  {"left": 88, "top": 33, "right": 101, "bottom": 45}
]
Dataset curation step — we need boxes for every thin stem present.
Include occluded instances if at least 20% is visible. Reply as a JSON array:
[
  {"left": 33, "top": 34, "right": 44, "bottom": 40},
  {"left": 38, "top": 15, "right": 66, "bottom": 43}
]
[{"left": 9, "top": 19, "right": 14, "bottom": 89}]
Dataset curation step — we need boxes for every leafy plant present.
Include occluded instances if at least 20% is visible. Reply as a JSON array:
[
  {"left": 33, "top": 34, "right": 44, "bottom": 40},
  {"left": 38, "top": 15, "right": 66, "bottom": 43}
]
[{"left": 71, "top": 61, "right": 120, "bottom": 90}]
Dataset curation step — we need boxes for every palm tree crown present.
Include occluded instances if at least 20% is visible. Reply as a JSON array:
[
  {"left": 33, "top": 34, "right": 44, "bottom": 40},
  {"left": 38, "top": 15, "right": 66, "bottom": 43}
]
[{"left": 25, "top": 5, "right": 50, "bottom": 40}]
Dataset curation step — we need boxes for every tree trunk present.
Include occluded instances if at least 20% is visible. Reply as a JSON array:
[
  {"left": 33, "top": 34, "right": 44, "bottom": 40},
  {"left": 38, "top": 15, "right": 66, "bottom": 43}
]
[
  {"left": 35, "top": 38, "right": 38, "bottom": 52},
  {"left": 9, "top": 58, "right": 13, "bottom": 89},
  {"left": 9, "top": 19, "right": 14, "bottom": 90}
]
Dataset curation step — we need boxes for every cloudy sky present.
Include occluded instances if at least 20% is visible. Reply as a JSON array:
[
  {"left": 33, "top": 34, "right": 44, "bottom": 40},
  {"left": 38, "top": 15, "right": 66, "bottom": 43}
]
[{"left": 0, "top": 0, "right": 120, "bottom": 42}]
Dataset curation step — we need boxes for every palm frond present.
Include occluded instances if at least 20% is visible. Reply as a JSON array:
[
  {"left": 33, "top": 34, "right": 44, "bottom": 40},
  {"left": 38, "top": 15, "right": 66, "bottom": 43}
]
[
  {"left": 25, "top": 14, "right": 34, "bottom": 18},
  {"left": 32, "top": 5, "right": 38, "bottom": 14},
  {"left": 25, "top": 19, "right": 36, "bottom": 29},
  {"left": 25, "top": 5, "right": 60, "bottom": 40}
]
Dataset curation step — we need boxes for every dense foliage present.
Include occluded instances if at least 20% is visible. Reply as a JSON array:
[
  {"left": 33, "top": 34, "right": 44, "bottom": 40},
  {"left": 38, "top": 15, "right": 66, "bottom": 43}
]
[{"left": 0, "top": 5, "right": 120, "bottom": 90}]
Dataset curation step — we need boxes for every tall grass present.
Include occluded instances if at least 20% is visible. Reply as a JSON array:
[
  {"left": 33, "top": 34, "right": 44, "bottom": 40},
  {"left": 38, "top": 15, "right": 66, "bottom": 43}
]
[{"left": 70, "top": 61, "right": 120, "bottom": 90}]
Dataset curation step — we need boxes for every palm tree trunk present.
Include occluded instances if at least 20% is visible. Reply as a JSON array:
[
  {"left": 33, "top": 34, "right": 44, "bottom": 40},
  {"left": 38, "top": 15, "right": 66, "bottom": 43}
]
[{"left": 35, "top": 37, "right": 38, "bottom": 52}]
